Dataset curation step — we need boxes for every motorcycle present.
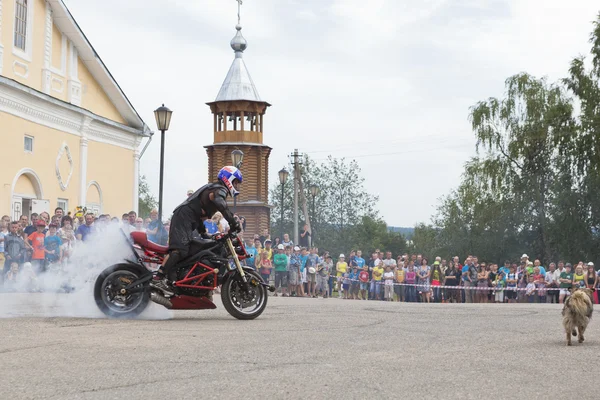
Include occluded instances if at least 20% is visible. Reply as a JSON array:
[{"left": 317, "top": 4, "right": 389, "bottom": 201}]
[{"left": 93, "top": 230, "right": 274, "bottom": 320}]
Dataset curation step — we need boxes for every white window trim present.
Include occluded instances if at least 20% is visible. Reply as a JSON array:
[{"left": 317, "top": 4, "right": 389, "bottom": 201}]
[
  {"left": 57, "top": 198, "right": 69, "bottom": 213},
  {"left": 24, "top": 134, "right": 34, "bottom": 153},
  {"left": 12, "top": 0, "right": 34, "bottom": 63}
]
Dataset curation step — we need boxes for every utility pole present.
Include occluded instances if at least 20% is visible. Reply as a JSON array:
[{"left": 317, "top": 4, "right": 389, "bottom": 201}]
[{"left": 292, "top": 149, "right": 300, "bottom": 245}]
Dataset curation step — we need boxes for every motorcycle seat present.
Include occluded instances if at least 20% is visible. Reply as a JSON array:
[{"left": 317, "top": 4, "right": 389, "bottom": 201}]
[{"left": 130, "top": 231, "right": 169, "bottom": 254}]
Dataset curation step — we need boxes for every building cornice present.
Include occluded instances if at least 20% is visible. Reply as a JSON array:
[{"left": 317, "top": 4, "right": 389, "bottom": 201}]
[{"left": 0, "top": 76, "right": 146, "bottom": 150}]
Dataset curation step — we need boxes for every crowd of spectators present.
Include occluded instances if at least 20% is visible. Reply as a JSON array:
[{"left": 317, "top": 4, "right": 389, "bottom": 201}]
[
  {"left": 239, "top": 226, "right": 600, "bottom": 306},
  {"left": 3, "top": 194, "right": 599, "bottom": 307},
  {"left": 0, "top": 207, "right": 167, "bottom": 291}
]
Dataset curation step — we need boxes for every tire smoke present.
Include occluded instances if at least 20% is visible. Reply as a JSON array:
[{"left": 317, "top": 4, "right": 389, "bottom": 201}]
[{"left": 0, "top": 223, "right": 172, "bottom": 320}]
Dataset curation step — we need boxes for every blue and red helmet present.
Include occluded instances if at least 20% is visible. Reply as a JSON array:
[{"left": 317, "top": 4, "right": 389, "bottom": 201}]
[{"left": 217, "top": 166, "right": 243, "bottom": 197}]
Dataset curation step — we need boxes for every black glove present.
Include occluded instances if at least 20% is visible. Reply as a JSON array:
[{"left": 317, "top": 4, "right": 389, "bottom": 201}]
[{"left": 231, "top": 222, "right": 242, "bottom": 233}]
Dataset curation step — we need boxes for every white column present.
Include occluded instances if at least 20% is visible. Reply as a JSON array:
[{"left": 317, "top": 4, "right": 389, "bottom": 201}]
[
  {"left": 133, "top": 149, "right": 140, "bottom": 214},
  {"left": 42, "top": 1, "right": 53, "bottom": 94},
  {"left": 79, "top": 136, "right": 88, "bottom": 208},
  {"left": 0, "top": 0, "right": 4, "bottom": 75}
]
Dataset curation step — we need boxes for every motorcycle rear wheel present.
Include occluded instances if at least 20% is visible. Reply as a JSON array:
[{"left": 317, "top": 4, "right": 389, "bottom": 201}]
[
  {"left": 221, "top": 270, "right": 268, "bottom": 320},
  {"left": 94, "top": 264, "right": 150, "bottom": 319}
]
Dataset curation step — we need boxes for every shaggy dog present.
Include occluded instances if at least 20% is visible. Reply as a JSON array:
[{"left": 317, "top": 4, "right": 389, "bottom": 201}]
[{"left": 562, "top": 288, "right": 594, "bottom": 346}]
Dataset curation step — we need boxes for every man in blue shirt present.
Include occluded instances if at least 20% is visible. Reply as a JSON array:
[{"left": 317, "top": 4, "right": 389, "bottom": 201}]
[
  {"left": 76, "top": 213, "right": 95, "bottom": 242},
  {"left": 353, "top": 250, "right": 366, "bottom": 269}
]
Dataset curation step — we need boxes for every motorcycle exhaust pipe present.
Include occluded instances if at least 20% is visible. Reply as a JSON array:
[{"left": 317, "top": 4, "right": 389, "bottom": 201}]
[{"left": 150, "top": 292, "right": 173, "bottom": 309}]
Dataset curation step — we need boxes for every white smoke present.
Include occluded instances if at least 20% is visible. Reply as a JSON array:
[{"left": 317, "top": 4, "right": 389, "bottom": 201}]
[{"left": 0, "top": 223, "right": 172, "bottom": 320}]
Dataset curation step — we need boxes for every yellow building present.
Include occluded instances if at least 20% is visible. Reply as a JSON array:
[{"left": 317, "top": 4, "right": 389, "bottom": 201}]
[{"left": 0, "top": 0, "right": 151, "bottom": 220}]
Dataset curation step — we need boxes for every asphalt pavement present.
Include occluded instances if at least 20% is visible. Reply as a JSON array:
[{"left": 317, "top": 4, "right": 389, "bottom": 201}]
[{"left": 1, "top": 293, "right": 599, "bottom": 400}]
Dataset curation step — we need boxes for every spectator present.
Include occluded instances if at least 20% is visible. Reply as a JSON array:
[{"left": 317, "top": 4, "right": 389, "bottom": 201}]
[
  {"left": 259, "top": 228, "right": 270, "bottom": 246},
  {"left": 505, "top": 264, "right": 518, "bottom": 304},
  {"left": 76, "top": 213, "right": 95, "bottom": 242},
  {"left": 317, "top": 255, "right": 332, "bottom": 298},
  {"left": 44, "top": 224, "right": 63, "bottom": 268},
  {"left": 54, "top": 207, "right": 64, "bottom": 218},
  {"left": 258, "top": 251, "right": 272, "bottom": 284},
  {"left": 586, "top": 263, "right": 597, "bottom": 292},
  {"left": 417, "top": 258, "right": 431, "bottom": 303},
  {"left": 431, "top": 261, "right": 443, "bottom": 303},
  {"left": 493, "top": 267, "right": 506, "bottom": 304},
  {"left": 27, "top": 220, "right": 46, "bottom": 274},
  {"left": 288, "top": 246, "right": 302, "bottom": 297},
  {"left": 147, "top": 209, "right": 168, "bottom": 245},
  {"left": 306, "top": 248, "right": 319, "bottom": 297},
  {"left": 272, "top": 244, "right": 288, "bottom": 296},
  {"left": 372, "top": 260, "right": 384, "bottom": 301},
  {"left": 383, "top": 265, "right": 394, "bottom": 301},
  {"left": 263, "top": 240, "right": 273, "bottom": 261},
  {"left": 0, "top": 222, "right": 7, "bottom": 284},
  {"left": 342, "top": 268, "right": 351, "bottom": 299},
  {"left": 5, "top": 221, "right": 26, "bottom": 269},
  {"left": 299, "top": 224, "right": 310, "bottom": 248},
  {"left": 476, "top": 263, "right": 489, "bottom": 304},
  {"left": 462, "top": 257, "right": 474, "bottom": 303},
  {"left": 282, "top": 233, "right": 293, "bottom": 248},
  {"left": 299, "top": 248, "right": 309, "bottom": 297},
  {"left": 559, "top": 264, "right": 573, "bottom": 304},
  {"left": 395, "top": 257, "right": 405, "bottom": 302},
  {"left": 533, "top": 266, "right": 546, "bottom": 303},
  {"left": 444, "top": 261, "right": 460, "bottom": 303},
  {"left": 546, "top": 262, "right": 559, "bottom": 304},
  {"left": 525, "top": 275, "right": 536, "bottom": 303},
  {"left": 573, "top": 263, "right": 586, "bottom": 288},
  {"left": 134, "top": 218, "right": 145, "bottom": 232},
  {"left": 405, "top": 262, "right": 417, "bottom": 302},
  {"left": 58, "top": 216, "right": 76, "bottom": 260},
  {"left": 245, "top": 239, "right": 257, "bottom": 270},
  {"left": 23, "top": 213, "right": 39, "bottom": 236}
]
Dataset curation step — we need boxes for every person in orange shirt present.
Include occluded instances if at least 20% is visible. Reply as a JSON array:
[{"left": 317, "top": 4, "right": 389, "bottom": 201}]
[{"left": 28, "top": 220, "right": 47, "bottom": 274}]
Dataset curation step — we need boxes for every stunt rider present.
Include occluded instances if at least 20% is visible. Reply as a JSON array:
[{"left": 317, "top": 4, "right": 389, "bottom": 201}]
[{"left": 150, "top": 166, "right": 243, "bottom": 296}]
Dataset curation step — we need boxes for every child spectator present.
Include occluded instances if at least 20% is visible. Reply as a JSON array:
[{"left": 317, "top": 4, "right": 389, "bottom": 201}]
[
  {"left": 288, "top": 246, "right": 302, "bottom": 297},
  {"left": 525, "top": 275, "right": 536, "bottom": 303},
  {"left": 405, "top": 262, "right": 417, "bottom": 302},
  {"left": 559, "top": 264, "right": 574, "bottom": 304},
  {"left": 28, "top": 220, "right": 47, "bottom": 274},
  {"left": 358, "top": 266, "right": 369, "bottom": 300},
  {"left": 44, "top": 224, "right": 63, "bottom": 268},
  {"left": 317, "top": 255, "right": 332, "bottom": 298},
  {"left": 395, "top": 259, "right": 406, "bottom": 302},
  {"left": 372, "top": 262, "right": 384, "bottom": 300},
  {"left": 336, "top": 254, "right": 347, "bottom": 298},
  {"left": 494, "top": 269, "right": 506, "bottom": 303},
  {"left": 4, "top": 262, "right": 19, "bottom": 291},
  {"left": 258, "top": 251, "right": 272, "bottom": 285},
  {"left": 348, "top": 266, "right": 359, "bottom": 300},
  {"left": 533, "top": 266, "right": 546, "bottom": 303},
  {"left": 383, "top": 265, "right": 395, "bottom": 301},
  {"left": 506, "top": 265, "right": 518, "bottom": 303}
]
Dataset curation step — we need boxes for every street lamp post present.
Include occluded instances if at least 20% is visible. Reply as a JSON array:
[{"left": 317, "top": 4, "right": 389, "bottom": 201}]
[
  {"left": 278, "top": 168, "right": 289, "bottom": 241},
  {"left": 231, "top": 150, "right": 244, "bottom": 212},
  {"left": 309, "top": 184, "right": 319, "bottom": 247},
  {"left": 153, "top": 104, "right": 173, "bottom": 223}
]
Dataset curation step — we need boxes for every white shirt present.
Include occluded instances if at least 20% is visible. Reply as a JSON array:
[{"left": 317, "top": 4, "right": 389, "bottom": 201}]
[{"left": 384, "top": 271, "right": 395, "bottom": 285}]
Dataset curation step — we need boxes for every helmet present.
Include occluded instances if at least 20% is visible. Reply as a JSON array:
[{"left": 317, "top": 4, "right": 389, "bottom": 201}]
[{"left": 217, "top": 166, "right": 243, "bottom": 197}]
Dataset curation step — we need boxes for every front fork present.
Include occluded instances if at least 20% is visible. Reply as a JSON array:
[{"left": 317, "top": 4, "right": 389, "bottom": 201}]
[{"left": 226, "top": 238, "right": 248, "bottom": 284}]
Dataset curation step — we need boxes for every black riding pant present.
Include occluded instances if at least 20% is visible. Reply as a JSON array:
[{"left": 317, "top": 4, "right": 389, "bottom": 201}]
[{"left": 161, "top": 205, "right": 198, "bottom": 281}]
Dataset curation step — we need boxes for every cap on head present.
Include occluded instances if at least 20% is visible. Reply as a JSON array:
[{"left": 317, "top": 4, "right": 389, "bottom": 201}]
[
  {"left": 587, "top": 262, "right": 594, "bottom": 267},
  {"left": 36, "top": 220, "right": 46, "bottom": 227},
  {"left": 277, "top": 244, "right": 284, "bottom": 250},
  {"left": 521, "top": 254, "right": 528, "bottom": 259},
  {"left": 294, "top": 246, "right": 300, "bottom": 251},
  {"left": 339, "top": 254, "right": 345, "bottom": 258},
  {"left": 433, "top": 261, "right": 440, "bottom": 265}
]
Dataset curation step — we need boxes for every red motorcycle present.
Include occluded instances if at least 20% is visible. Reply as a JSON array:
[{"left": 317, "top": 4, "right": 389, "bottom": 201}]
[{"left": 94, "top": 230, "right": 273, "bottom": 320}]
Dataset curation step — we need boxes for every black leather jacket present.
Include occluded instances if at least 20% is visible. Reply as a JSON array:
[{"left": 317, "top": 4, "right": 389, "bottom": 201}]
[{"left": 173, "top": 181, "right": 239, "bottom": 234}]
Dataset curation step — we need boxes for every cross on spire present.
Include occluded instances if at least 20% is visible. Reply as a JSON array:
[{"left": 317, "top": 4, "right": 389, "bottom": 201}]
[{"left": 236, "top": 0, "right": 243, "bottom": 25}]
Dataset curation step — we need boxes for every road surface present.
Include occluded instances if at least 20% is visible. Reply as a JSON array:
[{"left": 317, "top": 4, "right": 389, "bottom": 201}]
[{"left": 1, "top": 293, "right": 598, "bottom": 399}]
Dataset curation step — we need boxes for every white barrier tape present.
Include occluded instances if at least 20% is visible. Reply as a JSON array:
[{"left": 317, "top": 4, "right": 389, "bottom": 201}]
[{"left": 330, "top": 277, "right": 565, "bottom": 292}]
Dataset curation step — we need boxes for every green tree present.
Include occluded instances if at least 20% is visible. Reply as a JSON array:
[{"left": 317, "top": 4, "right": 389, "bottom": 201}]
[{"left": 138, "top": 175, "right": 158, "bottom": 219}]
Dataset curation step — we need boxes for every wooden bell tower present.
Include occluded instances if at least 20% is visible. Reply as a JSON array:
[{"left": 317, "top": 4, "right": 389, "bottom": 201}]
[{"left": 205, "top": 17, "right": 272, "bottom": 236}]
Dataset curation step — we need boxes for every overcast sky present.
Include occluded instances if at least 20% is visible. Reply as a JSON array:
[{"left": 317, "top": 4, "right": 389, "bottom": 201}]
[{"left": 64, "top": 0, "right": 599, "bottom": 227}]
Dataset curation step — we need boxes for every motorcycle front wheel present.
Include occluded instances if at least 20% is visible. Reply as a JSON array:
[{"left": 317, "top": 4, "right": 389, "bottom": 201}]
[
  {"left": 221, "top": 269, "right": 268, "bottom": 320},
  {"left": 94, "top": 264, "right": 150, "bottom": 319}
]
